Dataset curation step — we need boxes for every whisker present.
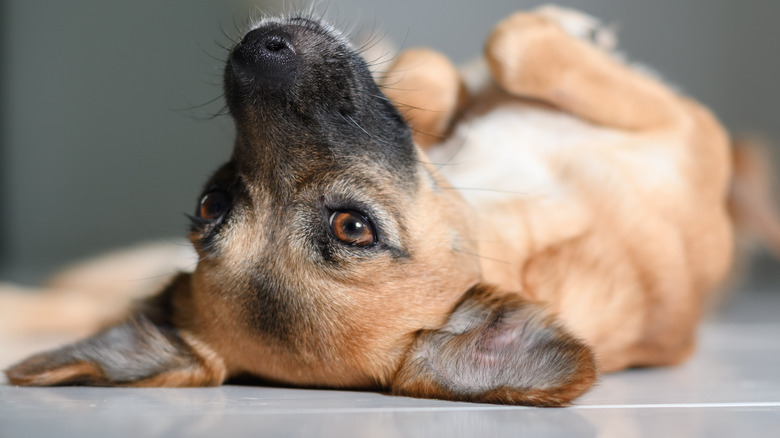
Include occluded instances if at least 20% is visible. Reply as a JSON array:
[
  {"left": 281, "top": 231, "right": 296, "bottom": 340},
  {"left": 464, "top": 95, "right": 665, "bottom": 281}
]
[
  {"left": 339, "top": 112, "right": 374, "bottom": 139},
  {"left": 372, "top": 93, "right": 448, "bottom": 115},
  {"left": 453, "top": 248, "right": 511, "bottom": 265},
  {"left": 354, "top": 24, "right": 390, "bottom": 54},
  {"left": 444, "top": 187, "right": 530, "bottom": 196},
  {"left": 196, "top": 38, "right": 230, "bottom": 64},
  {"left": 454, "top": 237, "right": 507, "bottom": 244},
  {"left": 152, "top": 234, "right": 192, "bottom": 248},
  {"left": 173, "top": 92, "right": 226, "bottom": 114}
]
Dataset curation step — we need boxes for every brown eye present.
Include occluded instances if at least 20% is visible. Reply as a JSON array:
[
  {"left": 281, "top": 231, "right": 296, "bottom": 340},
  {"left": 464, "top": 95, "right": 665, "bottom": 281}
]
[
  {"left": 329, "top": 210, "right": 376, "bottom": 247},
  {"left": 199, "top": 190, "right": 231, "bottom": 221}
]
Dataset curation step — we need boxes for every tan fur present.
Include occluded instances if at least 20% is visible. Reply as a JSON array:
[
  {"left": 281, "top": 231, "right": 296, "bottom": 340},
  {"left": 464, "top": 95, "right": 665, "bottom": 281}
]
[
  {"left": 181, "top": 169, "right": 483, "bottom": 388},
  {"left": 383, "top": 49, "right": 468, "bottom": 148},
  {"left": 0, "top": 242, "right": 194, "bottom": 337},
  {"left": 1, "top": 7, "right": 749, "bottom": 405},
  {"left": 729, "top": 138, "right": 780, "bottom": 256},
  {"left": 0, "top": 284, "right": 126, "bottom": 336},
  {"left": 383, "top": 8, "right": 732, "bottom": 372},
  {"left": 128, "top": 332, "right": 227, "bottom": 388},
  {"left": 391, "top": 283, "right": 596, "bottom": 405},
  {"left": 8, "top": 361, "right": 103, "bottom": 387},
  {"left": 46, "top": 241, "right": 196, "bottom": 300}
]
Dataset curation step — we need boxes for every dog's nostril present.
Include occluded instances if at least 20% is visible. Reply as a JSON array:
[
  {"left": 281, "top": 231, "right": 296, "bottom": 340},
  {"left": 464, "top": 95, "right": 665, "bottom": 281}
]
[
  {"left": 230, "top": 27, "right": 298, "bottom": 86},
  {"left": 237, "top": 27, "right": 294, "bottom": 56},
  {"left": 264, "top": 35, "right": 292, "bottom": 53},
  {"left": 232, "top": 27, "right": 296, "bottom": 65}
]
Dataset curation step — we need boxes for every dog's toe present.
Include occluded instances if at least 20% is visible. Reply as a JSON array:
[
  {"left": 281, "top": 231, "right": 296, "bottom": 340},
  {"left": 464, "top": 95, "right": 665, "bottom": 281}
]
[{"left": 535, "top": 4, "right": 618, "bottom": 52}]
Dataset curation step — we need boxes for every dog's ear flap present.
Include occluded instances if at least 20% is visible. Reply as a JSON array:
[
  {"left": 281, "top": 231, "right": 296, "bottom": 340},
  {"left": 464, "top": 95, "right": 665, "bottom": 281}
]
[
  {"left": 391, "top": 284, "right": 596, "bottom": 406},
  {"left": 4, "top": 273, "right": 226, "bottom": 387}
]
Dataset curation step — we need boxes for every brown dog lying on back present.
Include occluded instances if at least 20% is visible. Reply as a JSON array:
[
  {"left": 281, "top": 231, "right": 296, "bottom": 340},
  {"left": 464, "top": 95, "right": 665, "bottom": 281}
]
[{"left": 4, "top": 6, "right": 734, "bottom": 406}]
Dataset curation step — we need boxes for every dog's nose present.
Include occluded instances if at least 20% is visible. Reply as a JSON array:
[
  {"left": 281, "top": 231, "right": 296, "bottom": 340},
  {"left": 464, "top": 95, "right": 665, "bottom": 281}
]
[{"left": 230, "top": 26, "right": 297, "bottom": 85}]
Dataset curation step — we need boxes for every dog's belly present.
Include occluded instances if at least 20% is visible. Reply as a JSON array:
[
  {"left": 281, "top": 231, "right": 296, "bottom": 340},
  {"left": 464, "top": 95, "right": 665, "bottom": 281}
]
[
  {"left": 427, "top": 100, "right": 685, "bottom": 260},
  {"left": 424, "top": 101, "right": 721, "bottom": 371},
  {"left": 427, "top": 101, "right": 682, "bottom": 206}
]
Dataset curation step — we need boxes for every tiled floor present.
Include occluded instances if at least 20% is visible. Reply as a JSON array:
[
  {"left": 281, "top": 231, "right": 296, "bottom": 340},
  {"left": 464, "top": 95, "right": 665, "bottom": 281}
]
[{"left": 1, "top": 291, "right": 779, "bottom": 437}]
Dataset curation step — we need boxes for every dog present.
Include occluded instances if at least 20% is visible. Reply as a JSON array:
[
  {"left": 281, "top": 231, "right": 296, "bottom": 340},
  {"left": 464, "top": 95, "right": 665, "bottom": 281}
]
[{"left": 2, "top": 6, "right": 738, "bottom": 406}]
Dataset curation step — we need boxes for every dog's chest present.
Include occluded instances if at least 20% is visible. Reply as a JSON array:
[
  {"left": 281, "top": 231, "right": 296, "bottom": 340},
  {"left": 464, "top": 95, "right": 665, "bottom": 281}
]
[
  {"left": 424, "top": 100, "right": 686, "bottom": 262},
  {"left": 426, "top": 101, "right": 683, "bottom": 208}
]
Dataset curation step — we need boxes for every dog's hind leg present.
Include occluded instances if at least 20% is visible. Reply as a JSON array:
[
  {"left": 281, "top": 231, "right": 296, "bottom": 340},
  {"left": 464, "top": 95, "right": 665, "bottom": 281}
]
[{"left": 485, "top": 8, "right": 683, "bottom": 132}]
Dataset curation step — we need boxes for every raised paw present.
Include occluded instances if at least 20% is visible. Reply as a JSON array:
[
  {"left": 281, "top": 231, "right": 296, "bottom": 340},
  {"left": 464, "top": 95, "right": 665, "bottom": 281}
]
[
  {"left": 485, "top": 8, "right": 677, "bottom": 131},
  {"left": 535, "top": 4, "right": 618, "bottom": 52}
]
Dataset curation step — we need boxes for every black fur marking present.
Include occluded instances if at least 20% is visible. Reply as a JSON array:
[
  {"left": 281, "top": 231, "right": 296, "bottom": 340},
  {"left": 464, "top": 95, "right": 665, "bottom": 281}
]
[
  {"left": 224, "top": 17, "right": 418, "bottom": 196},
  {"left": 245, "top": 269, "right": 304, "bottom": 343}
]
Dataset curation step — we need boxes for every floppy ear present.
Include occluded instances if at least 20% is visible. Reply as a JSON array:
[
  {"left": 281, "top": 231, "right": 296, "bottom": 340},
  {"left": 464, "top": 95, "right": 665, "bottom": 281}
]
[
  {"left": 391, "top": 284, "right": 596, "bottom": 406},
  {"left": 4, "top": 273, "right": 226, "bottom": 387}
]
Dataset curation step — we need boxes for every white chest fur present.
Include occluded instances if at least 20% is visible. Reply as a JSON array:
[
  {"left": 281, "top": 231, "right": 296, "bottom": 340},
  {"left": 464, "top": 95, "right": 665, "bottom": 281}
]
[{"left": 424, "top": 97, "right": 686, "bottom": 257}]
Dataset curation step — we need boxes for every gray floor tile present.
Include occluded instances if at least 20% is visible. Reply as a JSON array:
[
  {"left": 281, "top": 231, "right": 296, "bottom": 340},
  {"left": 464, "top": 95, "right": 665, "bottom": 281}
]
[{"left": 2, "top": 291, "right": 779, "bottom": 437}]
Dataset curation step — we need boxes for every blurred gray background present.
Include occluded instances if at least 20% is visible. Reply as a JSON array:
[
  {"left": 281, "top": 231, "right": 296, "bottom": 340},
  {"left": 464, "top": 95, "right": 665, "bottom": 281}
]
[{"left": 1, "top": 0, "right": 779, "bottom": 284}]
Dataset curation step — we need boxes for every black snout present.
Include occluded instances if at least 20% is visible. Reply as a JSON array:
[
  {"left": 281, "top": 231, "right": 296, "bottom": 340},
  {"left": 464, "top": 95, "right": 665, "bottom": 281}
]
[
  {"left": 230, "top": 26, "right": 297, "bottom": 87},
  {"left": 223, "top": 16, "right": 418, "bottom": 197}
]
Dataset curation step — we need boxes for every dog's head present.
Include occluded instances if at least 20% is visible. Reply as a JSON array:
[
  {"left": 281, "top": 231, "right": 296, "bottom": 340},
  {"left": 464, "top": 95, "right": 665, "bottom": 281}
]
[
  {"left": 6, "top": 16, "right": 595, "bottom": 405},
  {"left": 190, "top": 16, "right": 485, "bottom": 387}
]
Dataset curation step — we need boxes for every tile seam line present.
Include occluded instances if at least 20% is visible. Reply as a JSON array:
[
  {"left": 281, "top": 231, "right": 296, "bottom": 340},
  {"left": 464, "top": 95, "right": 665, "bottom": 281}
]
[
  {"left": 574, "top": 402, "right": 780, "bottom": 409},
  {"left": 163, "top": 402, "right": 780, "bottom": 415},
  {"left": 322, "top": 401, "right": 776, "bottom": 413},
  {"left": 1, "top": 402, "right": 778, "bottom": 419}
]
